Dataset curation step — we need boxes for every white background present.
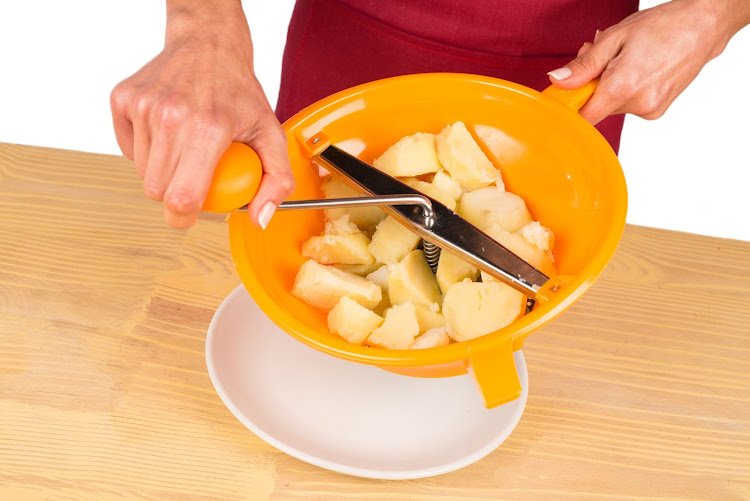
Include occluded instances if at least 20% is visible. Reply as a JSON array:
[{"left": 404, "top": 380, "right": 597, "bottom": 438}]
[{"left": 1, "top": 1, "right": 748, "bottom": 241}]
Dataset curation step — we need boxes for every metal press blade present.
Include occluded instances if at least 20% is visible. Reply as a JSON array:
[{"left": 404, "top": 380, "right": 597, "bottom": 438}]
[{"left": 316, "top": 145, "right": 550, "bottom": 298}]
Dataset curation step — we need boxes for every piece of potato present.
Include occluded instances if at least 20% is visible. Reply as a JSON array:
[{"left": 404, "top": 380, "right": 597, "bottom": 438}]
[
  {"left": 365, "top": 265, "right": 390, "bottom": 291},
  {"left": 459, "top": 187, "right": 532, "bottom": 233},
  {"left": 301, "top": 233, "right": 375, "bottom": 265},
  {"left": 367, "top": 302, "right": 420, "bottom": 350},
  {"left": 518, "top": 221, "right": 555, "bottom": 253},
  {"left": 435, "top": 250, "right": 479, "bottom": 295},
  {"left": 324, "top": 214, "right": 360, "bottom": 236},
  {"left": 321, "top": 176, "right": 386, "bottom": 231},
  {"left": 442, "top": 280, "right": 525, "bottom": 342},
  {"left": 405, "top": 179, "right": 458, "bottom": 211},
  {"left": 473, "top": 124, "right": 525, "bottom": 168},
  {"left": 483, "top": 226, "right": 556, "bottom": 279},
  {"left": 367, "top": 265, "right": 392, "bottom": 315},
  {"left": 411, "top": 327, "right": 450, "bottom": 350},
  {"left": 373, "top": 132, "right": 442, "bottom": 177},
  {"left": 292, "top": 259, "right": 382, "bottom": 310},
  {"left": 328, "top": 297, "right": 384, "bottom": 345},
  {"left": 388, "top": 250, "right": 442, "bottom": 309},
  {"left": 333, "top": 262, "right": 383, "bottom": 276},
  {"left": 413, "top": 304, "right": 446, "bottom": 333},
  {"left": 431, "top": 169, "right": 465, "bottom": 203},
  {"left": 368, "top": 216, "right": 421, "bottom": 265},
  {"left": 435, "top": 121, "right": 499, "bottom": 191}
]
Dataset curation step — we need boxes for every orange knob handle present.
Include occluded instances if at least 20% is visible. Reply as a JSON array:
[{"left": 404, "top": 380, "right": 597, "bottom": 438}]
[{"left": 202, "top": 142, "right": 263, "bottom": 213}]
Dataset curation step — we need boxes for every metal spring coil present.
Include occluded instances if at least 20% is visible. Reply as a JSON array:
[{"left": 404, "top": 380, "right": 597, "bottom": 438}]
[{"left": 422, "top": 240, "right": 441, "bottom": 272}]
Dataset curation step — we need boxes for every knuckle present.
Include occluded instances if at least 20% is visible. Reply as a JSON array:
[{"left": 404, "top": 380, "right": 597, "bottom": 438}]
[
  {"left": 628, "top": 87, "right": 664, "bottom": 118},
  {"left": 641, "top": 109, "right": 665, "bottom": 121},
  {"left": 164, "top": 189, "right": 200, "bottom": 215},
  {"left": 110, "top": 82, "right": 131, "bottom": 112},
  {"left": 277, "top": 172, "right": 296, "bottom": 196},
  {"left": 602, "top": 74, "right": 635, "bottom": 106},
  {"left": 641, "top": 90, "right": 664, "bottom": 116},
  {"left": 574, "top": 52, "right": 599, "bottom": 74},
  {"left": 134, "top": 92, "right": 156, "bottom": 118},
  {"left": 155, "top": 95, "right": 188, "bottom": 128}
]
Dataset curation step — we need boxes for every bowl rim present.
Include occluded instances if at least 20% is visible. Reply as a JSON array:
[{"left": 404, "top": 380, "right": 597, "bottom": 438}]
[{"left": 229, "top": 72, "right": 627, "bottom": 366}]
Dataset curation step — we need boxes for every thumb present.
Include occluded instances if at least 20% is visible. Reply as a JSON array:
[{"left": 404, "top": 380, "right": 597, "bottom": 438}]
[{"left": 548, "top": 35, "right": 622, "bottom": 89}]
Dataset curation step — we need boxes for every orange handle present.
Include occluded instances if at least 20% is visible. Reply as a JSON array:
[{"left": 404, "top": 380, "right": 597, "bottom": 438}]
[
  {"left": 467, "top": 336, "right": 522, "bottom": 409},
  {"left": 202, "top": 142, "right": 263, "bottom": 213},
  {"left": 541, "top": 78, "right": 599, "bottom": 112}
]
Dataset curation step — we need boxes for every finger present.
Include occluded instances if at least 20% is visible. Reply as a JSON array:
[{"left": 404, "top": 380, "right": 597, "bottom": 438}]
[
  {"left": 163, "top": 123, "right": 232, "bottom": 229},
  {"left": 577, "top": 71, "right": 629, "bottom": 125},
  {"left": 548, "top": 33, "right": 623, "bottom": 89},
  {"left": 244, "top": 119, "right": 295, "bottom": 229},
  {"left": 577, "top": 42, "right": 593, "bottom": 57},
  {"left": 142, "top": 96, "right": 187, "bottom": 201},
  {"left": 142, "top": 129, "right": 180, "bottom": 202},
  {"left": 133, "top": 121, "right": 151, "bottom": 179},
  {"left": 110, "top": 83, "right": 135, "bottom": 160}
]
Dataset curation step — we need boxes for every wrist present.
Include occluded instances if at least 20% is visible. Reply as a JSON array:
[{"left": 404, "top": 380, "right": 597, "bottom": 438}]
[
  {"left": 165, "top": 0, "right": 249, "bottom": 46},
  {"left": 687, "top": 0, "right": 750, "bottom": 50}
]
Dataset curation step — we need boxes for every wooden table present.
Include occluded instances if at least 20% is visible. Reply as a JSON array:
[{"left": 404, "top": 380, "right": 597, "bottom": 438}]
[{"left": 1, "top": 142, "right": 748, "bottom": 500}]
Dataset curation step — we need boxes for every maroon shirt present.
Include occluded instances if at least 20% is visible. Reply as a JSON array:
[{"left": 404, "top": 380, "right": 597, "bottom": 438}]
[{"left": 276, "top": 0, "right": 640, "bottom": 153}]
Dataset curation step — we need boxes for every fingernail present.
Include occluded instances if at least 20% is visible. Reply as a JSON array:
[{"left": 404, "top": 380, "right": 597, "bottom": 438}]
[
  {"left": 547, "top": 67, "right": 572, "bottom": 80},
  {"left": 258, "top": 201, "right": 277, "bottom": 230},
  {"left": 594, "top": 29, "right": 601, "bottom": 42}
]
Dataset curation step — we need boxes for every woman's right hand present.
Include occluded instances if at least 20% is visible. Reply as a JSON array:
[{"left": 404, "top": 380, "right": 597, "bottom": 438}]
[{"left": 110, "top": 2, "right": 294, "bottom": 229}]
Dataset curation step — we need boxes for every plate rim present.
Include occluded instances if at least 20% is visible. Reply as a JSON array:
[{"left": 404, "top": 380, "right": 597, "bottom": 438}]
[{"left": 205, "top": 285, "right": 528, "bottom": 480}]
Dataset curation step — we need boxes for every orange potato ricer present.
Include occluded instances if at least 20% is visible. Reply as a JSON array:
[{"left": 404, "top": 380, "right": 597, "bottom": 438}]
[{"left": 200, "top": 74, "right": 627, "bottom": 408}]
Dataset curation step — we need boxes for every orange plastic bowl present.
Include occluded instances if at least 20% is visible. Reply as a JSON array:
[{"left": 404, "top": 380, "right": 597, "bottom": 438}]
[{"left": 221, "top": 74, "right": 627, "bottom": 408}]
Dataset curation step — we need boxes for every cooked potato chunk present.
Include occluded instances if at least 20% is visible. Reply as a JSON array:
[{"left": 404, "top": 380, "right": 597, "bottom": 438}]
[
  {"left": 413, "top": 304, "right": 446, "bottom": 333},
  {"left": 373, "top": 132, "right": 442, "bottom": 177},
  {"left": 459, "top": 187, "right": 532, "bottom": 233},
  {"left": 442, "top": 280, "right": 525, "bottom": 342},
  {"left": 292, "top": 259, "right": 382, "bottom": 310},
  {"left": 301, "top": 233, "right": 375, "bottom": 265},
  {"left": 367, "top": 302, "right": 420, "bottom": 350},
  {"left": 483, "top": 226, "right": 556, "bottom": 278},
  {"left": 431, "top": 169, "right": 464, "bottom": 204},
  {"left": 388, "top": 250, "right": 442, "bottom": 308},
  {"left": 328, "top": 297, "right": 384, "bottom": 345},
  {"left": 368, "top": 216, "right": 421, "bottom": 265},
  {"left": 333, "top": 262, "right": 383, "bottom": 276},
  {"left": 324, "top": 214, "right": 360, "bottom": 236},
  {"left": 518, "top": 221, "right": 555, "bottom": 253},
  {"left": 435, "top": 121, "right": 499, "bottom": 191},
  {"left": 411, "top": 327, "right": 450, "bottom": 349},
  {"left": 435, "top": 250, "right": 479, "bottom": 295},
  {"left": 365, "top": 265, "right": 390, "bottom": 291},
  {"left": 404, "top": 178, "right": 458, "bottom": 211},
  {"left": 321, "top": 176, "right": 386, "bottom": 231}
]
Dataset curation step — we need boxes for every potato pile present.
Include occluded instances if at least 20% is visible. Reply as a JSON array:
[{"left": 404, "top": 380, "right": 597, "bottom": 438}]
[{"left": 292, "top": 121, "right": 556, "bottom": 350}]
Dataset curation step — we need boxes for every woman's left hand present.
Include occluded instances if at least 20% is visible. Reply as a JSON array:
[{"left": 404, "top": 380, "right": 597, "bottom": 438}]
[{"left": 548, "top": 0, "right": 749, "bottom": 125}]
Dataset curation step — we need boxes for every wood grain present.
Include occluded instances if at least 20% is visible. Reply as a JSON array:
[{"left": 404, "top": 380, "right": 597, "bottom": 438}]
[{"left": 0, "top": 142, "right": 748, "bottom": 500}]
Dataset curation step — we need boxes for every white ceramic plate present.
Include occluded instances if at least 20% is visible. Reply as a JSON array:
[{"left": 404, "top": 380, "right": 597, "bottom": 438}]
[{"left": 206, "top": 285, "right": 528, "bottom": 480}]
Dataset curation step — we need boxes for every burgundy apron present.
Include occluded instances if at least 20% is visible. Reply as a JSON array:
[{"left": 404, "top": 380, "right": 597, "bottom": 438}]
[{"left": 276, "top": 0, "right": 639, "bottom": 153}]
